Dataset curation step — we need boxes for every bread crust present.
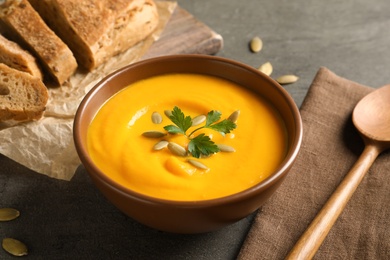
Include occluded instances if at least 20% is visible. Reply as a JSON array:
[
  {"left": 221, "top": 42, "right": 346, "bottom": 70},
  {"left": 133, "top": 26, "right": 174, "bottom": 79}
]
[
  {"left": 0, "top": 63, "right": 48, "bottom": 121},
  {"left": 0, "top": 0, "right": 78, "bottom": 86},
  {"left": 0, "top": 33, "right": 42, "bottom": 79},
  {"left": 29, "top": 0, "right": 159, "bottom": 70}
]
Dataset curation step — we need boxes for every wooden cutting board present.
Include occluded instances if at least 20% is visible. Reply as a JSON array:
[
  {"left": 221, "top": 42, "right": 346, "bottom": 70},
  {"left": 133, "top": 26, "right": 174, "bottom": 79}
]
[{"left": 143, "top": 5, "right": 223, "bottom": 59}]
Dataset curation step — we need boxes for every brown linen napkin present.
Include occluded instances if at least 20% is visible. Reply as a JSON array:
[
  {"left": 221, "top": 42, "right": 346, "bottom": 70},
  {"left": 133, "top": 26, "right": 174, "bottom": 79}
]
[{"left": 238, "top": 67, "right": 390, "bottom": 260}]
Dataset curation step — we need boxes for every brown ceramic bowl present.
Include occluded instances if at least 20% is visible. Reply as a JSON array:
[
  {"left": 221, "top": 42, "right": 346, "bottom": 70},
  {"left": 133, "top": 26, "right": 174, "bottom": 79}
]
[{"left": 73, "top": 54, "right": 302, "bottom": 234}]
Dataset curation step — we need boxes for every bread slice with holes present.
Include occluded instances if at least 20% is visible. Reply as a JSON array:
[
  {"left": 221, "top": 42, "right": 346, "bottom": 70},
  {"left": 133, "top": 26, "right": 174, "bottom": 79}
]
[
  {"left": 29, "top": 0, "right": 159, "bottom": 71},
  {"left": 0, "top": 63, "right": 48, "bottom": 121},
  {"left": 0, "top": 0, "right": 77, "bottom": 86},
  {"left": 0, "top": 33, "right": 42, "bottom": 79}
]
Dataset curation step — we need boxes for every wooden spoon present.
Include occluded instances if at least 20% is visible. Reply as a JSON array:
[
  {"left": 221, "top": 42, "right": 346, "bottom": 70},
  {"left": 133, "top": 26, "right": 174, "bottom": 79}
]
[{"left": 286, "top": 84, "right": 390, "bottom": 260}]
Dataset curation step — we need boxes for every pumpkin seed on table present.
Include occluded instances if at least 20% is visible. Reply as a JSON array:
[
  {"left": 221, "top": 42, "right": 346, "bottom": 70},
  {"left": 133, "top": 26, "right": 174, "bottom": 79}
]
[
  {"left": 151, "top": 111, "right": 163, "bottom": 124},
  {"left": 167, "top": 142, "right": 187, "bottom": 157},
  {"left": 0, "top": 208, "right": 20, "bottom": 221},
  {"left": 217, "top": 144, "right": 236, "bottom": 153},
  {"left": 258, "top": 62, "right": 273, "bottom": 76},
  {"left": 228, "top": 110, "right": 240, "bottom": 123},
  {"left": 142, "top": 130, "right": 166, "bottom": 138},
  {"left": 276, "top": 74, "right": 299, "bottom": 85},
  {"left": 250, "top": 36, "right": 263, "bottom": 53},
  {"left": 187, "top": 159, "right": 209, "bottom": 170},
  {"left": 191, "top": 115, "right": 206, "bottom": 126},
  {"left": 2, "top": 238, "right": 28, "bottom": 256}
]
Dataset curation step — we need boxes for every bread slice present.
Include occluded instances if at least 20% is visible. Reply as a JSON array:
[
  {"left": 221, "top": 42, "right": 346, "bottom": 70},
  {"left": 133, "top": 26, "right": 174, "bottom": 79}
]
[
  {"left": 0, "top": 0, "right": 77, "bottom": 86},
  {"left": 0, "top": 63, "right": 48, "bottom": 121},
  {"left": 0, "top": 33, "right": 42, "bottom": 79},
  {"left": 29, "top": 0, "right": 159, "bottom": 71}
]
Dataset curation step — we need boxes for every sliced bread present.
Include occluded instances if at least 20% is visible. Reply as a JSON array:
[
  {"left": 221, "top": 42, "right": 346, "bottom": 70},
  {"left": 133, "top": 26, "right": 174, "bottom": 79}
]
[
  {"left": 0, "top": 0, "right": 77, "bottom": 86},
  {"left": 29, "top": 0, "right": 159, "bottom": 71},
  {"left": 0, "top": 33, "right": 42, "bottom": 79},
  {"left": 0, "top": 63, "right": 48, "bottom": 121}
]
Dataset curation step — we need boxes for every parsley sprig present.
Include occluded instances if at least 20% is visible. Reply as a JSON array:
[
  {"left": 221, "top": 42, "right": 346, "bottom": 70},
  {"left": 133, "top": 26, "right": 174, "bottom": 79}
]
[{"left": 164, "top": 106, "right": 237, "bottom": 158}]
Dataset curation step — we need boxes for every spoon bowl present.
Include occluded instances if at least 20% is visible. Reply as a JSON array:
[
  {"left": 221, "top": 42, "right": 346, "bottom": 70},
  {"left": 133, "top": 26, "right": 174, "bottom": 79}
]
[
  {"left": 353, "top": 84, "right": 390, "bottom": 145},
  {"left": 287, "top": 84, "right": 390, "bottom": 259}
]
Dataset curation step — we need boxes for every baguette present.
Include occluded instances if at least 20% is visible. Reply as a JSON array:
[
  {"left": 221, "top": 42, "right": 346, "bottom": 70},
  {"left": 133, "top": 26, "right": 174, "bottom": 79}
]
[
  {"left": 0, "top": 63, "right": 48, "bottom": 121},
  {"left": 0, "top": 33, "right": 42, "bottom": 79},
  {"left": 0, "top": 0, "right": 78, "bottom": 86},
  {"left": 29, "top": 0, "right": 159, "bottom": 71}
]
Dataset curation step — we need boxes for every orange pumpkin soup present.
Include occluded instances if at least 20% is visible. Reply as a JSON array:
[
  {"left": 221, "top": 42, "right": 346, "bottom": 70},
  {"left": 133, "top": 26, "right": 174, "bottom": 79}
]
[{"left": 87, "top": 73, "right": 288, "bottom": 201}]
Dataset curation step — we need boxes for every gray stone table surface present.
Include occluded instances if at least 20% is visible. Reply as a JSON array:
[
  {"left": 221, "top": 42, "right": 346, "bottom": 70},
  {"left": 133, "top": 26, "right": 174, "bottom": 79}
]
[
  {"left": 179, "top": 0, "right": 390, "bottom": 108},
  {"left": 1, "top": 0, "right": 390, "bottom": 259}
]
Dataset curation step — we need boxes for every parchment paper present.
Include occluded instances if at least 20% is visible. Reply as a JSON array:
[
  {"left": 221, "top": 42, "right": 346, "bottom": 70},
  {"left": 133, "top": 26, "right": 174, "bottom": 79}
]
[{"left": 0, "top": 1, "right": 177, "bottom": 180}]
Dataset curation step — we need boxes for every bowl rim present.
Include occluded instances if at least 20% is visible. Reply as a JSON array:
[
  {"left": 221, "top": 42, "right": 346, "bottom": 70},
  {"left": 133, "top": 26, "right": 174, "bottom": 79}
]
[{"left": 73, "top": 54, "right": 303, "bottom": 207}]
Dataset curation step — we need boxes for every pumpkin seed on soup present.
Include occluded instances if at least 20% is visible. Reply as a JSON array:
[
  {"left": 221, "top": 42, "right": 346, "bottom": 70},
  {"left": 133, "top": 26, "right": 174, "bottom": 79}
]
[
  {"left": 191, "top": 115, "right": 206, "bottom": 126},
  {"left": 168, "top": 142, "right": 187, "bottom": 157},
  {"left": 164, "top": 110, "right": 172, "bottom": 118},
  {"left": 142, "top": 130, "right": 166, "bottom": 138},
  {"left": 187, "top": 159, "right": 209, "bottom": 170},
  {"left": 228, "top": 110, "right": 240, "bottom": 123},
  {"left": 217, "top": 144, "right": 236, "bottom": 153},
  {"left": 151, "top": 111, "right": 163, "bottom": 124},
  {"left": 153, "top": 140, "right": 168, "bottom": 150}
]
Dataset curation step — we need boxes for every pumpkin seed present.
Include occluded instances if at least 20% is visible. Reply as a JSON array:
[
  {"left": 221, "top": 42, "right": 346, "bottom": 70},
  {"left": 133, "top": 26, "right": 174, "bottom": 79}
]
[
  {"left": 164, "top": 110, "right": 172, "bottom": 118},
  {"left": 2, "top": 238, "right": 28, "bottom": 256},
  {"left": 142, "top": 130, "right": 166, "bottom": 138},
  {"left": 192, "top": 115, "right": 206, "bottom": 126},
  {"left": 228, "top": 110, "right": 240, "bottom": 123},
  {"left": 168, "top": 142, "right": 187, "bottom": 157},
  {"left": 250, "top": 36, "right": 263, "bottom": 53},
  {"left": 217, "top": 144, "right": 236, "bottom": 153},
  {"left": 187, "top": 159, "right": 209, "bottom": 170},
  {"left": 153, "top": 140, "right": 168, "bottom": 150},
  {"left": 151, "top": 111, "right": 163, "bottom": 124},
  {"left": 276, "top": 74, "right": 299, "bottom": 85},
  {"left": 0, "top": 208, "right": 20, "bottom": 221},
  {"left": 258, "top": 62, "right": 273, "bottom": 76}
]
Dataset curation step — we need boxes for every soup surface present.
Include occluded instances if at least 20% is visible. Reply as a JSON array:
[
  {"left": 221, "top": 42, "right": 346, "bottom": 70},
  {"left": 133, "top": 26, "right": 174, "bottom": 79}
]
[{"left": 87, "top": 73, "right": 287, "bottom": 201}]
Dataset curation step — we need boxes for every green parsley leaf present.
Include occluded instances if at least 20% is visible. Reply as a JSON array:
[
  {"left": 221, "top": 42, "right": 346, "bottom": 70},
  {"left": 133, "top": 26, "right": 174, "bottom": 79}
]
[
  {"left": 163, "top": 106, "right": 192, "bottom": 135},
  {"left": 163, "top": 125, "right": 183, "bottom": 134},
  {"left": 205, "top": 110, "right": 221, "bottom": 126},
  {"left": 206, "top": 119, "right": 237, "bottom": 134},
  {"left": 188, "top": 134, "right": 220, "bottom": 158}
]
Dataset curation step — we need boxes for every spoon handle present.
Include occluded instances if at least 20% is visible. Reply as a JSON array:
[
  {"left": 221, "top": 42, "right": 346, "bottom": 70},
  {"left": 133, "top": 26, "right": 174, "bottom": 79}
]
[{"left": 286, "top": 144, "right": 381, "bottom": 260}]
